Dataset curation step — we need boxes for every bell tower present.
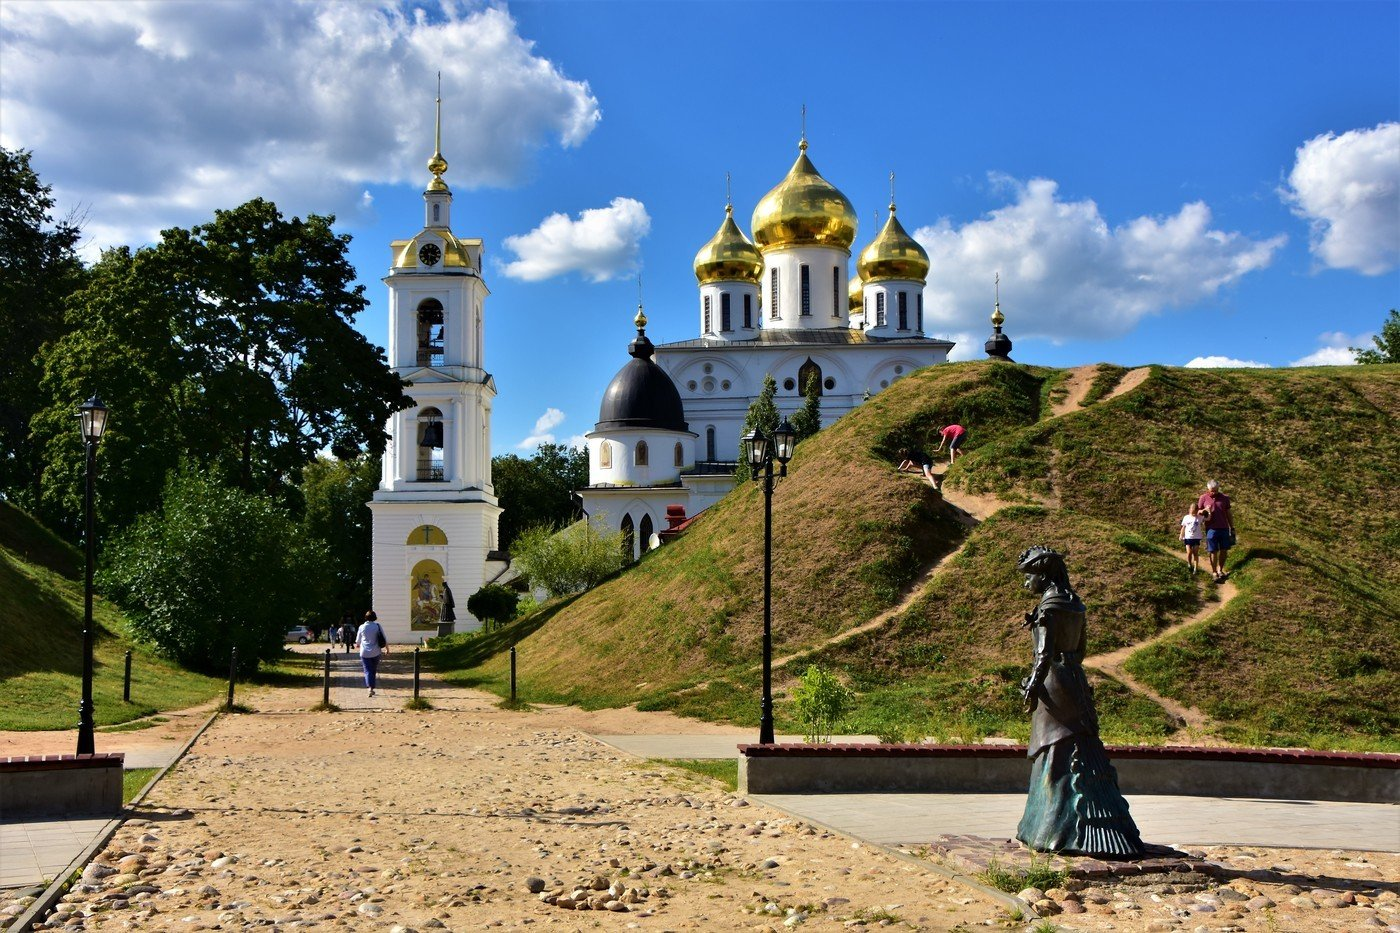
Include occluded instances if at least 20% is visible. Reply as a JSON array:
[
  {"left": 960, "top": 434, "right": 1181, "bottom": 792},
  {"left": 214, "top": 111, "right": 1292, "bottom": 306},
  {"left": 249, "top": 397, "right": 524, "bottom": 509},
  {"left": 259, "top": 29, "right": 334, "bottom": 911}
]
[{"left": 368, "top": 82, "right": 504, "bottom": 642}]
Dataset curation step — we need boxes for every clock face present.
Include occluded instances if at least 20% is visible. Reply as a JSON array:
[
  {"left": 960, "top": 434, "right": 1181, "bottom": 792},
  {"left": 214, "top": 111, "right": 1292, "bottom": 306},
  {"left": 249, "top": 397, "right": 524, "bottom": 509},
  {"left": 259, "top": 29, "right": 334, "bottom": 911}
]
[{"left": 418, "top": 243, "right": 441, "bottom": 267}]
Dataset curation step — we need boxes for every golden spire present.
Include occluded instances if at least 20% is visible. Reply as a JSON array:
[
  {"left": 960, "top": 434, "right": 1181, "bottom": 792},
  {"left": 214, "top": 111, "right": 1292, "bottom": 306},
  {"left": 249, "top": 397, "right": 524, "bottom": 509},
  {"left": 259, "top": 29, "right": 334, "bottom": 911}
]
[
  {"left": 800, "top": 103, "right": 807, "bottom": 152},
  {"left": 889, "top": 171, "right": 897, "bottom": 212},
  {"left": 427, "top": 72, "right": 449, "bottom": 191},
  {"left": 991, "top": 272, "right": 1005, "bottom": 327},
  {"left": 634, "top": 275, "right": 647, "bottom": 330}
]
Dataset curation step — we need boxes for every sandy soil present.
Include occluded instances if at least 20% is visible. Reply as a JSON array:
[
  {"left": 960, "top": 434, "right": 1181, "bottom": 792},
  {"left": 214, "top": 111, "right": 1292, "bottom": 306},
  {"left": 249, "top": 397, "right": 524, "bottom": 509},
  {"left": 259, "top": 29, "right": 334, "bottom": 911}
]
[{"left": 1049, "top": 366, "right": 1100, "bottom": 418}]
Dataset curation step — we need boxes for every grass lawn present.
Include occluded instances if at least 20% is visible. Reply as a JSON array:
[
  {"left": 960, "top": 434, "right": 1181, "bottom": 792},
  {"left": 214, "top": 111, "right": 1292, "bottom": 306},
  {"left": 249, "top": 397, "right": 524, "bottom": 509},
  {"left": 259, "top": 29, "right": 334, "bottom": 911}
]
[
  {"left": 122, "top": 768, "right": 159, "bottom": 803},
  {"left": 651, "top": 758, "right": 739, "bottom": 792}
]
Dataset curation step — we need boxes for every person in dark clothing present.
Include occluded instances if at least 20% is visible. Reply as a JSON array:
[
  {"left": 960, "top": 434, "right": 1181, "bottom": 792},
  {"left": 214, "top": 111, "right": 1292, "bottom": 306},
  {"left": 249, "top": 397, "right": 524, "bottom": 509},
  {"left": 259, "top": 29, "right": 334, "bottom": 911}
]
[{"left": 441, "top": 583, "right": 457, "bottom": 628}]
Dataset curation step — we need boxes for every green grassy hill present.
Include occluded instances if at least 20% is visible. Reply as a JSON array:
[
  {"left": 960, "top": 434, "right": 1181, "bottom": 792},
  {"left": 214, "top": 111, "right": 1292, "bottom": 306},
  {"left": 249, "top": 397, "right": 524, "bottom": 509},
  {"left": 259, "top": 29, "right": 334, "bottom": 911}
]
[
  {"left": 0, "top": 502, "right": 224, "bottom": 729},
  {"left": 433, "top": 361, "right": 1399, "bottom": 751}
]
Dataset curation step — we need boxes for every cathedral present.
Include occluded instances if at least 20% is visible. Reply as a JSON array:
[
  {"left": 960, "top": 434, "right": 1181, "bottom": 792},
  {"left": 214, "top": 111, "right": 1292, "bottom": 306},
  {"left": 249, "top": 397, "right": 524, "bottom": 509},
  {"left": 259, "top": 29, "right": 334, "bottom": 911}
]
[{"left": 580, "top": 137, "right": 958, "bottom": 559}]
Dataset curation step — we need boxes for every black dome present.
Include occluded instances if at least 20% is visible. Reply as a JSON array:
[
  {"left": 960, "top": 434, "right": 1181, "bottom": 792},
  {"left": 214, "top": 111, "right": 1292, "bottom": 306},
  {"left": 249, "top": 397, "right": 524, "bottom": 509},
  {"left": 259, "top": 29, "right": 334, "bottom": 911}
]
[
  {"left": 595, "top": 327, "right": 689, "bottom": 433},
  {"left": 985, "top": 330, "right": 1014, "bottom": 362}
]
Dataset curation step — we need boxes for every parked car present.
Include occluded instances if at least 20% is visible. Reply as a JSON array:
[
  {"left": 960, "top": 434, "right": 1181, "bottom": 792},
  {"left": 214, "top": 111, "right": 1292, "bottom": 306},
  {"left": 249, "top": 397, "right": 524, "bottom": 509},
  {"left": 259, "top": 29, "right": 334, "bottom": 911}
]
[{"left": 285, "top": 626, "right": 313, "bottom": 644}]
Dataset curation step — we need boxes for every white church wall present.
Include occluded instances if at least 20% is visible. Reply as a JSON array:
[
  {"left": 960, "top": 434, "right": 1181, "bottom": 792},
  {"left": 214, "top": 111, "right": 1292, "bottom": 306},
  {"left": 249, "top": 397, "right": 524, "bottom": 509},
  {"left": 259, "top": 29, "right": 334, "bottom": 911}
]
[
  {"left": 587, "top": 429, "right": 695, "bottom": 487},
  {"left": 763, "top": 247, "right": 849, "bottom": 329}
]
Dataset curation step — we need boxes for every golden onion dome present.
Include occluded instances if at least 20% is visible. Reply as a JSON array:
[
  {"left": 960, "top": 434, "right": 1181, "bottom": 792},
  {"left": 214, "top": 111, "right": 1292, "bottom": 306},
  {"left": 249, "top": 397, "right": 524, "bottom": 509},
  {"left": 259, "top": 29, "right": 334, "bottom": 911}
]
[
  {"left": 856, "top": 204, "right": 929, "bottom": 284},
  {"left": 751, "top": 141, "right": 857, "bottom": 252},
  {"left": 848, "top": 275, "right": 864, "bottom": 314},
  {"left": 693, "top": 205, "right": 764, "bottom": 285}
]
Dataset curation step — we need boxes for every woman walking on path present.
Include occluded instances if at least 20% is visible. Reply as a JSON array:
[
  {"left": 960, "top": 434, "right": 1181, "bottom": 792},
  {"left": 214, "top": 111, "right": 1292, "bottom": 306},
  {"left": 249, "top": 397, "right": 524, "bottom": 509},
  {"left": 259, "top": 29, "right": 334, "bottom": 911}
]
[{"left": 354, "top": 611, "right": 389, "bottom": 697}]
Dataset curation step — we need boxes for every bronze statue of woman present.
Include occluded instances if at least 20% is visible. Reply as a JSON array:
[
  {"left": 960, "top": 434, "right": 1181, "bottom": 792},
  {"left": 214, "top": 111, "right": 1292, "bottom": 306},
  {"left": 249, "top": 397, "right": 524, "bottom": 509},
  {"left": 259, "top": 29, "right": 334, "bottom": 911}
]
[{"left": 1015, "top": 546, "right": 1144, "bottom": 857}]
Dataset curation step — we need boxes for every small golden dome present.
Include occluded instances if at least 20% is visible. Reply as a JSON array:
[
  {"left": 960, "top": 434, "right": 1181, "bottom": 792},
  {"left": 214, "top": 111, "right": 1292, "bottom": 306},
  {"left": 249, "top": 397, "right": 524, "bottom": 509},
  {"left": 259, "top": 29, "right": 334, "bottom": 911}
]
[
  {"left": 856, "top": 205, "right": 929, "bottom": 284},
  {"left": 693, "top": 205, "right": 763, "bottom": 285},
  {"left": 751, "top": 142, "right": 857, "bottom": 251},
  {"left": 427, "top": 149, "right": 449, "bottom": 192},
  {"left": 991, "top": 302, "right": 1005, "bottom": 328},
  {"left": 848, "top": 275, "right": 864, "bottom": 313}
]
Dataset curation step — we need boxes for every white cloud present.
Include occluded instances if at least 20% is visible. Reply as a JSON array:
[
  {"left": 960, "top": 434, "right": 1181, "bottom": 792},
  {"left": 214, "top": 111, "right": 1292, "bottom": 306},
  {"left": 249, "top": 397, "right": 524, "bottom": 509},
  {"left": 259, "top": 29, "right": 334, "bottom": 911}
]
[
  {"left": 1289, "top": 331, "right": 1366, "bottom": 367},
  {"left": 517, "top": 407, "right": 567, "bottom": 448},
  {"left": 1282, "top": 122, "right": 1400, "bottom": 275},
  {"left": 500, "top": 197, "right": 650, "bottom": 282},
  {"left": 0, "top": 2, "right": 601, "bottom": 253},
  {"left": 564, "top": 434, "right": 589, "bottom": 450},
  {"left": 1184, "top": 356, "right": 1270, "bottom": 369},
  {"left": 914, "top": 176, "right": 1285, "bottom": 343}
]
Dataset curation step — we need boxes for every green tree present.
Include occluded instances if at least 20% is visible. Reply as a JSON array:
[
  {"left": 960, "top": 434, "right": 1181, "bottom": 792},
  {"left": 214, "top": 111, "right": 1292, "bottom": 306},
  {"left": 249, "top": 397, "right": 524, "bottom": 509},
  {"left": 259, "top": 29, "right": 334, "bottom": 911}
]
[
  {"left": 790, "top": 664, "right": 855, "bottom": 743},
  {"left": 511, "top": 520, "right": 624, "bottom": 598},
  {"left": 493, "top": 443, "right": 589, "bottom": 552},
  {"left": 0, "top": 148, "right": 84, "bottom": 506},
  {"left": 300, "top": 452, "right": 381, "bottom": 620},
  {"left": 735, "top": 374, "right": 779, "bottom": 482},
  {"left": 466, "top": 583, "right": 518, "bottom": 631},
  {"left": 100, "top": 470, "right": 329, "bottom": 675},
  {"left": 790, "top": 371, "right": 822, "bottom": 443},
  {"left": 33, "top": 199, "right": 407, "bottom": 531},
  {"left": 1352, "top": 309, "right": 1399, "bottom": 364}
]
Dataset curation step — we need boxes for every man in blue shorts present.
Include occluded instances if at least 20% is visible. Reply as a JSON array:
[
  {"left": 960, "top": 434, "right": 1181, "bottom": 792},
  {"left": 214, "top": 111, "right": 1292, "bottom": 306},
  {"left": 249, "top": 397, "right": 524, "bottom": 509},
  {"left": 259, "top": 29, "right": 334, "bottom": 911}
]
[{"left": 1196, "top": 479, "right": 1235, "bottom": 583}]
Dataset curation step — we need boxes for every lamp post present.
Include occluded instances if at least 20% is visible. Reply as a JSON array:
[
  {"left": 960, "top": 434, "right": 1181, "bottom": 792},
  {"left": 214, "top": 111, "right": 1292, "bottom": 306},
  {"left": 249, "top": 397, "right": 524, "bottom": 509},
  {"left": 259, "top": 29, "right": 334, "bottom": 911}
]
[
  {"left": 76, "top": 395, "right": 110, "bottom": 755},
  {"left": 742, "top": 417, "right": 796, "bottom": 745}
]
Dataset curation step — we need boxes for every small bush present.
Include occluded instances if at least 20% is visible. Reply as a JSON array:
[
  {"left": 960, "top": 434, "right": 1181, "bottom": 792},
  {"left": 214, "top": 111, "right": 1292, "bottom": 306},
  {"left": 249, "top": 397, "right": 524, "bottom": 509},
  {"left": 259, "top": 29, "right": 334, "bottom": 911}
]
[
  {"left": 978, "top": 855, "right": 1067, "bottom": 894},
  {"left": 791, "top": 665, "right": 855, "bottom": 742}
]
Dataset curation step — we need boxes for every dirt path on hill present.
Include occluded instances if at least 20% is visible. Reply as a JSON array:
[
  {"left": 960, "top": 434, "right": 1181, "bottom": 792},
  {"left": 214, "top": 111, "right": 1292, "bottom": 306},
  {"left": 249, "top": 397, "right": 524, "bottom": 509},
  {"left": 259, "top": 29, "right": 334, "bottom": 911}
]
[
  {"left": 1049, "top": 364, "right": 1100, "bottom": 417},
  {"left": 1103, "top": 365, "right": 1152, "bottom": 402}
]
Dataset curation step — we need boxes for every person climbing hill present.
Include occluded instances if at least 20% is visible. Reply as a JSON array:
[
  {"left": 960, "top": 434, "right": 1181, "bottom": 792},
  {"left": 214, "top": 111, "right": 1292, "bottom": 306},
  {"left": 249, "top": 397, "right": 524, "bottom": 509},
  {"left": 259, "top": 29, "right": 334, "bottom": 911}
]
[
  {"left": 897, "top": 447, "right": 938, "bottom": 489},
  {"left": 934, "top": 424, "right": 967, "bottom": 465}
]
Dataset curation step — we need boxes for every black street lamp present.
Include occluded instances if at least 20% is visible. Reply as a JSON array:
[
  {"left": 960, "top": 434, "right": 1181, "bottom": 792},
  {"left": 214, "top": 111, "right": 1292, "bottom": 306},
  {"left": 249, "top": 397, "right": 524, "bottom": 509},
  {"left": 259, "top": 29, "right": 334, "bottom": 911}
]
[
  {"left": 742, "top": 417, "right": 796, "bottom": 745},
  {"left": 76, "top": 395, "right": 109, "bottom": 756}
]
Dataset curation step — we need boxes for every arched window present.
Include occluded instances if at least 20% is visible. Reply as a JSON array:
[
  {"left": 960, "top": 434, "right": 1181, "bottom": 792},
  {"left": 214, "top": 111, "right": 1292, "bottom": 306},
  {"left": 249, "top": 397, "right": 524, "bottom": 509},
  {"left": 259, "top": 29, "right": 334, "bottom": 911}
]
[
  {"left": 406, "top": 525, "right": 448, "bottom": 545},
  {"left": 770, "top": 268, "right": 780, "bottom": 319},
  {"left": 417, "top": 298, "right": 445, "bottom": 367},
  {"left": 674, "top": 442, "right": 684, "bottom": 467},
  {"left": 706, "top": 426, "right": 716, "bottom": 460},
  {"left": 917, "top": 294, "right": 924, "bottom": 332},
  {"left": 620, "top": 514, "right": 635, "bottom": 562},
  {"left": 635, "top": 440, "right": 649, "bottom": 466},
  {"left": 798, "top": 358, "right": 823, "bottom": 397},
  {"left": 417, "top": 407, "right": 444, "bottom": 481},
  {"left": 832, "top": 267, "right": 841, "bottom": 317},
  {"left": 599, "top": 440, "right": 613, "bottom": 469},
  {"left": 743, "top": 293, "right": 753, "bottom": 328},
  {"left": 409, "top": 559, "right": 446, "bottom": 631},
  {"left": 432, "top": 203, "right": 440, "bottom": 223},
  {"left": 639, "top": 514, "right": 655, "bottom": 554},
  {"left": 876, "top": 292, "right": 886, "bottom": 327},
  {"left": 703, "top": 295, "right": 712, "bottom": 334},
  {"left": 721, "top": 293, "right": 732, "bottom": 331},
  {"left": 898, "top": 292, "right": 909, "bottom": 330},
  {"left": 800, "top": 265, "right": 811, "bottom": 316}
]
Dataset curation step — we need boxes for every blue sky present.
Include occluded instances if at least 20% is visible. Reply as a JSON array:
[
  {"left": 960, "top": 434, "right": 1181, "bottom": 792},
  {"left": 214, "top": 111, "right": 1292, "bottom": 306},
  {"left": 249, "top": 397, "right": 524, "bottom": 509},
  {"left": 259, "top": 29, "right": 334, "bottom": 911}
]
[{"left": 3, "top": 1, "right": 1397, "bottom": 454}]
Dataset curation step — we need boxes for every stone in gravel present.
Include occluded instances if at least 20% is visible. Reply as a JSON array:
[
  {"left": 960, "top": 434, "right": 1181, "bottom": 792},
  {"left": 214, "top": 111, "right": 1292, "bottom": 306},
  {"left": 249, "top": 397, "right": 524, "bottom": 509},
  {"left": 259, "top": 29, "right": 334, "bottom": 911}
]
[
  {"left": 1061, "top": 902, "right": 1086, "bottom": 914},
  {"left": 1246, "top": 895, "right": 1275, "bottom": 911},
  {"left": 1033, "top": 898, "right": 1059, "bottom": 915},
  {"left": 1320, "top": 896, "right": 1350, "bottom": 908},
  {"left": 82, "top": 864, "right": 117, "bottom": 881},
  {"left": 525, "top": 877, "right": 546, "bottom": 894},
  {"left": 761, "top": 858, "right": 780, "bottom": 869},
  {"left": 604, "top": 900, "right": 628, "bottom": 912},
  {"left": 1289, "top": 895, "right": 1318, "bottom": 909},
  {"left": 1017, "top": 887, "right": 1044, "bottom": 903}
]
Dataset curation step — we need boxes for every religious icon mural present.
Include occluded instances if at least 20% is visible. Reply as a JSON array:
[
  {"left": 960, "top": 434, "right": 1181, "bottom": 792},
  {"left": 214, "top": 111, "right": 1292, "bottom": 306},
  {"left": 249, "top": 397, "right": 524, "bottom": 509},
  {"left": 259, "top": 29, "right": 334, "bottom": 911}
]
[{"left": 409, "top": 558, "right": 447, "bottom": 631}]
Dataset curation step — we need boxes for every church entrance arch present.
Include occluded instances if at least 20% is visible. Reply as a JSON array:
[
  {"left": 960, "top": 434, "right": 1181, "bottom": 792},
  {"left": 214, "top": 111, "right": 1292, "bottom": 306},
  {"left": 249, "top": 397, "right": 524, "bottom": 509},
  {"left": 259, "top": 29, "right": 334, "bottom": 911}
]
[
  {"left": 409, "top": 559, "right": 446, "bottom": 631},
  {"left": 620, "top": 514, "right": 635, "bottom": 562}
]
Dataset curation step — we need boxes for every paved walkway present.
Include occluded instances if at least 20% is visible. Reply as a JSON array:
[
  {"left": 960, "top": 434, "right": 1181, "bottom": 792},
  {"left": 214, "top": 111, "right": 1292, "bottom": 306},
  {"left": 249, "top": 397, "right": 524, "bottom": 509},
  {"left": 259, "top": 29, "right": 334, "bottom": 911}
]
[{"left": 0, "top": 817, "right": 110, "bottom": 888}]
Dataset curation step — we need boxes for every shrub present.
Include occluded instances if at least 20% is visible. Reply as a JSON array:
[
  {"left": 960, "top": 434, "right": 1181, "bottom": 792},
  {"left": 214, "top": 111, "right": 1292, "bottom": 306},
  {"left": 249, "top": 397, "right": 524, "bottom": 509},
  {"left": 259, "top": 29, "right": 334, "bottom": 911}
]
[
  {"left": 466, "top": 583, "right": 518, "bottom": 631},
  {"left": 510, "top": 521, "right": 625, "bottom": 598},
  {"left": 791, "top": 665, "right": 855, "bottom": 742}
]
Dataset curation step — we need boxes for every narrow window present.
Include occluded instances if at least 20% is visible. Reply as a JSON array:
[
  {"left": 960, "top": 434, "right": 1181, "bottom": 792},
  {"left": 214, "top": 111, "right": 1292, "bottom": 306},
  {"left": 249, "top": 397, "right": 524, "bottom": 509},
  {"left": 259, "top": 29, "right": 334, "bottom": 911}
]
[
  {"left": 798, "top": 358, "right": 823, "bottom": 397},
  {"left": 416, "top": 299, "right": 445, "bottom": 367},
  {"left": 876, "top": 292, "right": 886, "bottom": 327},
  {"left": 703, "top": 295, "right": 712, "bottom": 334},
  {"left": 833, "top": 267, "right": 841, "bottom": 316},
  {"left": 770, "top": 268, "right": 780, "bottom": 319},
  {"left": 416, "top": 407, "right": 445, "bottom": 481},
  {"left": 898, "top": 292, "right": 909, "bottom": 330},
  {"left": 635, "top": 440, "right": 649, "bottom": 466},
  {"left": 917, "top": 293, "right": 924, "bottom": 332},
  {"left": 720, "top": 292, "right": 731, "bottom": 331},
  {"left": 674, "top": 442, "right": 684, "bottom": 467},
  {"left": 621, "top": 514, "right": 635, "bottom": 562},
  {"left": 800, "top": 265, "right": 811, "bottom": 316},
  {"left": 432, "top": 203, "right": 440, "bottom": 222},
  {"left": 639, "top": 514, "right": 655, "bottom": 553},
  {"left": 743, "top": 293, "right": 752, "bottom": 328},
  {"left": 706, "top": 426, "right": 716, "bottom": 460},
  {"left": 599, "top": 440, "right": 612, "bottom": 469}
]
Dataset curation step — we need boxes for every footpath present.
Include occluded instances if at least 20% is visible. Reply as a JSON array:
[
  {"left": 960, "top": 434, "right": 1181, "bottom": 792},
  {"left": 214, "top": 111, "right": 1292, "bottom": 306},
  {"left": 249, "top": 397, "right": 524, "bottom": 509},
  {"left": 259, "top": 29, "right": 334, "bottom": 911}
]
[{"left": 2, "top": 656, "right": 1397, "bottom": 932}]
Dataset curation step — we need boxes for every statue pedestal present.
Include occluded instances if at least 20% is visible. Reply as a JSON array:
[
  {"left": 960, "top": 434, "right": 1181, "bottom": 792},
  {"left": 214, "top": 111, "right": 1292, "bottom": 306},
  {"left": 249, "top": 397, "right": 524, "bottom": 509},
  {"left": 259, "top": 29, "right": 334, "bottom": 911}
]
[{"left": 436, "top": 622, "right": 455, "bottom": 637}]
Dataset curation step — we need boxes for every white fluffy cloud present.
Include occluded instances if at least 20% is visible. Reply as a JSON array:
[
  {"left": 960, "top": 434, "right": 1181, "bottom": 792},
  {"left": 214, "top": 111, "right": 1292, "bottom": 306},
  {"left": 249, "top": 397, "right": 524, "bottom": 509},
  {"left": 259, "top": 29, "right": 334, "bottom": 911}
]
[
  {"left": 1289, "top": 331, "right": 1365, "bottom": 367},
  {"left": 517, "top": 407, "right": 566, "bottom": 448},
  {"left": 1283, "top": 123, "right": 1400, "bottom": 275},
  {"left": 914, "top": 176, "right": 1285, "bottom": 343},
  {"left": 1184, "top": 356, "right": 1270, "bottom": 369},
  {"left": 0, "top": 1, "right": 600, "bottom": 251},
  {"left": 500, "top": 197, "right": 650, "bottom": 282}
]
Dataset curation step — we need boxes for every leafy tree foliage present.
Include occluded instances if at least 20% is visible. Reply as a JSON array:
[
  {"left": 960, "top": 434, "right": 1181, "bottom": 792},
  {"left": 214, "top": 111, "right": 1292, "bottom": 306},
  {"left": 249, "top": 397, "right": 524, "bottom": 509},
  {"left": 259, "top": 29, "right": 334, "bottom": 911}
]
[
  {"left": 300, "top": 453, "right": 380, "bottom": 620},
  {"left": 0, "top": 148, "right": 84, "bottom": 506},
  {"left": 510, "top": 520, "right": 624, "bottom": 598},
  {"left": 466, "top": 583, "right": 518, "bottom": 631},
  {"left": 33, "top": 199, "right": 406, "bottom": 532},
  {"left": 493, "top": 442, "right": 588, "bottom": 552},
  {"left": 734, "top": 374, "right": 779, "bottom": 482},
  {"left": 790, "top": 371, "right": 823, "bottom": 443},
  {"left": 1352, "top": 309, "right": 1399, "bottom": 364},
  {"left": 100, "top": 470, "right": 329, "bottom": 675},
  {"left": 790, "top": 664, "right": 855, "bottom": 743}
]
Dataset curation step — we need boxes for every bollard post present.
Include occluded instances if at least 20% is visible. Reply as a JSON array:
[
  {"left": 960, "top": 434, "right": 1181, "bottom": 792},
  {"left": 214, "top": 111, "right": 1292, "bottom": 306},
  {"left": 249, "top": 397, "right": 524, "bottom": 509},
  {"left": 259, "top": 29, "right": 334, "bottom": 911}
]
[
  {"left": 510, "top": 646, "right": 517, "bottom": 704},
  {"left": 123, "top": 650, "right": 132, "bottom": 703},
  {"left": 226, "top": 647, "right": 238, "bottom": 709},
  {"left": 413, "top": 647, "right": 421, "bottom": 700},
  {"left": 323, "top": 649, "right": 331, "bottom": 706}
]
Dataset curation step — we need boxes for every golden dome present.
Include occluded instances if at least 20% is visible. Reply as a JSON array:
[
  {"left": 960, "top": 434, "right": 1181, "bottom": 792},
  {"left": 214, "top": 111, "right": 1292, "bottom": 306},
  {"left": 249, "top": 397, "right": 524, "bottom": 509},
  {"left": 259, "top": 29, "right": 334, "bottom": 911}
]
[
  {"left": 856, "top": 205, "right": 929, "bottom": 284},
  {"left": 693, "top": 205, "right": 764, "bottom": 285},
  {"left": 751, "top": 142, "right": 857, "bottom": 251},
  {"left": 848, "top": 275, "right": 864, "bottom": 314}
]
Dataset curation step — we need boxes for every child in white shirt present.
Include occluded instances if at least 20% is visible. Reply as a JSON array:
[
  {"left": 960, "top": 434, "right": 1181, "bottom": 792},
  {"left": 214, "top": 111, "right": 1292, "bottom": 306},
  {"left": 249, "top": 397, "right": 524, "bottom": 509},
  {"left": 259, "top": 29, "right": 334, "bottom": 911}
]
[{"left": 1179, "top": 503, "right": 1205, "bottom": 574}]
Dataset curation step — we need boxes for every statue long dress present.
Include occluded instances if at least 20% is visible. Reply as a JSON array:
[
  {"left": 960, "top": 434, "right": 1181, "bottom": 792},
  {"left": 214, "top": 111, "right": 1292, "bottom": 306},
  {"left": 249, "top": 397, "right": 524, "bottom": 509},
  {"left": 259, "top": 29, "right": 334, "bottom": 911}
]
[{"left": 1016, "top": 556, "right": 1144, "bottom": 858}]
